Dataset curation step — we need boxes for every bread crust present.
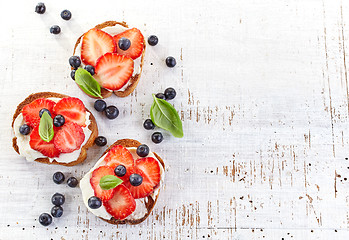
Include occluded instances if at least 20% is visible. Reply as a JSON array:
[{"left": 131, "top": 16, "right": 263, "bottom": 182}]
[
  {"left": 97, "top": 139, "right": 164, "bottom": 225},
  {"left": 12, "top": 92, "right": 98, "bottom": 167},
  {"left": 73, "top": 21, "right": 146, "bottom": 98}
]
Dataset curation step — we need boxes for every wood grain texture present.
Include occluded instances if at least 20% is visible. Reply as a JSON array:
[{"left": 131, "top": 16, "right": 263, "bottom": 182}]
[{"left": 1, "top": 0, "right": 349, "bottom": 239}]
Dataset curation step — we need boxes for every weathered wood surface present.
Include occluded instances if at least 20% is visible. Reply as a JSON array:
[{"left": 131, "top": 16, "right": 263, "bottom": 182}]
[{"left": 1, "top": 0, "right": 349, "bottom": 239}]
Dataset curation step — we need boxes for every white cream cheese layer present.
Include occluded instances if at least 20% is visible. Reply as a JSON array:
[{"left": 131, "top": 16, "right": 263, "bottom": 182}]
[
  {"left": 80, "top": 147, "right": 164, "bottom": 221},
  {"left": 13, "top": 97, "right": 92, "bottom": 163}
]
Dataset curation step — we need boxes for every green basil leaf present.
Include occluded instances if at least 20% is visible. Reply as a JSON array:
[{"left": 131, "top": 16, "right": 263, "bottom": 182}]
[
  {"left": 39, "top": 111, "right": 54, "bottom": 142},
  {"left": 75, "top": 68, "right": 103, "bottom": 98},
  {"left": 150, "top": 94, "right": 183, "bottom": 138},
  {"left": 99, "top": 175, "right": 123, "bottom": 190}
]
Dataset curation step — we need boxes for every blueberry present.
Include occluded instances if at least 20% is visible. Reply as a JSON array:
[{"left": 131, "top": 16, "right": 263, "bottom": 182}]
[
  {"left": 136, "top": 144, "right": 149, "bottom": 157},
  {"left": 129, "top": 173, "right": 143, "bottom": 186},
  {"left": 39, "top": 108, "right": 51, "bottom": 118},
  {"left": 165, "top": 56, "right": 176, "bottom": 68},
  {"left": 50, "top": 25, "right": 61, "bottom": 35},
  {"left": 118, "top": 37, "right": 131, "bottom": 51},
  {"left": 114, "top": 165, "right": 126, "bottom": 177},
  {"left": 60, "top": 10, "right": 72, "bottom": 20},
  {"left": 148, "top": 35, "right": 158, "bottom": 46},
  {"left": 67, "top": 177, "right": 79, "bottom": 188},
  {"left": 53, "top": 115, "right": 65, "bottom": 127},
  {"left": 51, "top": 193, "right": 65, "bottom": 206},
  {"left": 143, "top": 119, "right": 155, "bottom": 130},
  {"left": 71, "top": 70, "right": 76, "bottom": 80},
  {"left": 152, "top": 132, "right": 163, "bottom": 144},
  {"left": 155, "top": 93, "right": 166, "bottom": 100},
  {"left": 53, "top": 172, "right": 65, "bottom": 184},
  {"left": 95, "top": 136, "right": 107, "bottom": 146},
  {"left": 164, "top": 87, "right": 176, "bottom": 100},
  {"left": 88, "top": 196, "right": 102, "bottom": 209},
  {"left": 69, "top": 56, "right": 81, "bottom": 69},
  {"left": 39, "top": 213, "right": 52, "bottom": 226},
  {"left": 84, "top": 65, "right": 95, "bottom": 75},
  {"left": 51, "top": 206, "right": 63, "bottom": 218},
  {"left": 19, "top": 124, "right": 30, "bottom": 135},
  {"left": 105, "top": 106, "right": 119, "bottom": 119},
  {"left": 94, "top": 99, "right": 107, "bottom": 112},
  {"left": 35, "top": 3, "right": 46, "bottom": 14}
]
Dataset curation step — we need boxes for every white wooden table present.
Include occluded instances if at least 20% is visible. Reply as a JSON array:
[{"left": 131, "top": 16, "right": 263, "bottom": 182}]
[{"left": 1, "top": 0, "right": 349, "bottom": 239}]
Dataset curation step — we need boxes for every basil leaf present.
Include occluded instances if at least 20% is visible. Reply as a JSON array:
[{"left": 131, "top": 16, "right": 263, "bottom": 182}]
[
  {"left": 75, "top": 68, "right": 103, "bottom": 98},
  {"left": 39, "top": 111, "right": 54, "bottom": 142},
  {"left": 99, "top": 175, "right": 123, "bottom": 190},
  {"left": 150, "top": 94, "right": 183, "bottom": 138}
]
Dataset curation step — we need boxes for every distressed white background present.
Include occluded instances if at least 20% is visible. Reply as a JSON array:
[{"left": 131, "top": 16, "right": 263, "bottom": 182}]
[{"left": 1, "top": 0, "right": 349, "bottom": 239}]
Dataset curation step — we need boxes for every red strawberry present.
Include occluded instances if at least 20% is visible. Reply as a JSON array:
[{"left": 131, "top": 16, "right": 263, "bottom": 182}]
[
  {"left": 94, "top": 53, "right": 134, "bottom": 90},
  {"left": 29, "top": 126, "right": 60, "bottom": 158},
  {"left": 124, "top": 157, "right": 161, "bottom": 199},
  {"left": 90, "top": 166, "right": 116, "bottom": 201},
  {"left": 22, "top": 98, "right": 56, "bottom": 127},
  {"left": 113, "top": 28, "right": 144, "bottom": 60},
  {"left": 53, "top": 122, "right": 85, "bottom": 153},
  {"left": 102, "top": 145, "right": 134, "bottom": 181},
  {"left": 81, "top": 28, "right": 116, "bottom": 66},
  {"left": 104, "top": 184, "right": 136, "bottom": 220},
  {"left": 53, "top": 97, "right": 86, "bottom": 127}
]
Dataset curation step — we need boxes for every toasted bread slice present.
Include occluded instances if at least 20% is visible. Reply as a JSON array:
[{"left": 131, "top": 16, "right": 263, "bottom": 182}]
[
  {"left": 73, "top": 21, "right": 146, "bottom": 99},
  {"left": 12, "top": 92, "right": 98, "bottom": 167},
  {"left": 94, "top": 139, "right": 164, "bottom": 225}
]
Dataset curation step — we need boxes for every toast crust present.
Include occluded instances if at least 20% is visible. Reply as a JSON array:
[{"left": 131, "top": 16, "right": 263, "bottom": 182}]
[
  {"left": 73, "top": 21, "right": 146, "bottom": 98},
  {"left": 12, "top": 92, "right": 98, "bottom": 167},
  {"left": 98, "top": 139, "right": 164, "bottom": 225}
]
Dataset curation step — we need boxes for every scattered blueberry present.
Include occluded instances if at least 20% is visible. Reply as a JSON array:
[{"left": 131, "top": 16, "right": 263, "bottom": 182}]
[
  {"left": 152, "top": 132, "right": 163, "bottom": 144},
  {"left": 70, "top": 70, "right": 76, "bottom": 80},
  {"left": 114, "top": 165, "right": 126, "bottom": 177},
  {"left": 88, "top": 196, "right": 102, "bottom": 209},
  {"left": 118, "top": 37, "right": 131, "bottom": 51},
  {"left": 84, "top": 65, "right": 95, "bottom": 75},
  {"left": 39, "top": 108, "right": 51, "bottom": 118},
  {"left": 60, "top": 10, "right": 72, "bottom": 20},
  {"left": 129, "top": 173, "right": 143, "bottom": 186},
  {"left": 95, "top": 136, "right": 107, "bottom": 146},
  {"left": 51, "top": 193, "right": 65, "bottom": 206},
  {"left": 35, "top": 3, "right": 46, "bottom": 14},
  {"left": 50, "top": 25, "right": 61, "bottom": 35},
  {"left": 53, "top": 172, "right": 65, "bottom": 184},
  {"left": 51, "top": 206, "right": 63, "bottom": 218},
  {"left": 53, "top": 115, "right": 65, "bottom": 127},
  {"left": 69, "top": 56, "right": 81, "bottom": 69},
  {"left": 67, "top": 177, "right": 79, "bottom": 188},
  {"left": 19, "top": 124, "right": 30, "bottom": 135},
  {"left": 136, "top": 144, "right": 149, "bottom": 157},
  {"left": 155, "top": 93, "right": 166, "bottom": 100},
  {"left": 94, "top": 99, "right": 107, "bottom": 112},
  {"left": 148, "top": 35, "right": 158, "bottom": 46},
  {"left": 105, "top": 106, "right": 119, "bottom": 119},
  {"left": 143, "top": 119, "right": 155, "bottom": 130},
  {"left": 164, "top": 87, "right": 176, "bottom": 100},
  {"left": 165, "top": 56, "right": 176, "bottom": 68},
  {"left": 39, "top": 213, "right": 52, "bottom": 226}
]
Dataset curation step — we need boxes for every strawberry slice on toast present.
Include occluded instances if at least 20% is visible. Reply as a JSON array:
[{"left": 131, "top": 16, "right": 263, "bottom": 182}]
[
  {"left": 90, "top": 166, "right": 116, "bottom": 202},
  {"left": 53, "top": 97, "right": 86, "bottom": 127},
  {"left": 29, "top": 126, "right": 60, "bottom": 158},
  {"left": 113, "top": 28, "right": 144, "bottom": 60},
  {"left": 22, "top": 98, "right": 56, "bottom": 128},
  {"left": 54, "top": 122, "right": 85, "bottom": 153}
]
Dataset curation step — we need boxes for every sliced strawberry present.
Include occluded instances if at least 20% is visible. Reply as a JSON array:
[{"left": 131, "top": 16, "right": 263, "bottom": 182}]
[
  {"left": 22, "top": 98, "right": 56, "bottom": 128},
  {"left": 124, "top": 157, "right": 161, "bottom": 199},
  {"left": 94, "top": 53, "right": 134, "bottom": 90},
  {"left": 29, "top": 126, "right": 60, "bottom": 158},
  {"left": 104, "top": 184, "right": 136, "bottom": 220},
  {"left": 53, "top": 97, "right": 86, "bottom": 127},
  {"left": 81, "top": 28, "right": 116, "bottom": 66},
  {"left": 90, "top": 166, "right": 116, "bottom": 201},
  {"left": 102, "top": 145, "right": 134, "bottom": 181},
  {"left": 113, "top": 28, "right": 144, "bottom": 60},
  {"left": 53, "top": 122, "right": 85, "bottom": 153}
]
